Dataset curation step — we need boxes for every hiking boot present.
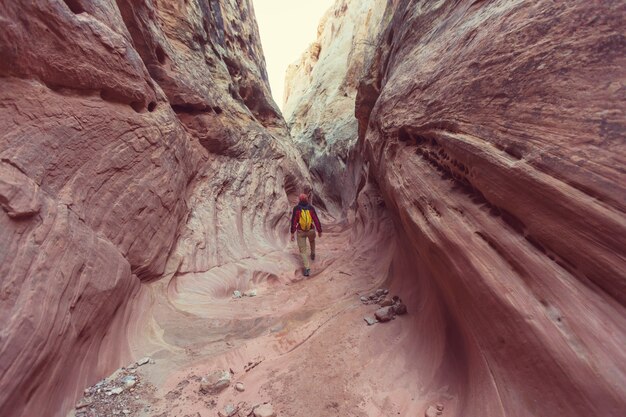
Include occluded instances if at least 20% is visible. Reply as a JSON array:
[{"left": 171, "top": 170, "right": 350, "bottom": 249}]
[
  {"left": 310, "top": 253, "right": 315, "bottom": 261},
  {"left": 304, "top": 268, "right": 310, "bottom": 277}
]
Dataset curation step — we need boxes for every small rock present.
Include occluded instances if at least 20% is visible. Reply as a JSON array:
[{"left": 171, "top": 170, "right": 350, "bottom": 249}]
[
  {"left": 379, "top": 298, "right": 394, "bottom": 307},
  {"left": 375, "top": 289, "right": 385, "bottom": 297},
  {"left": 235, "top": 382, "right": 245, "bottom": 392},
  {"left": 436, "top": 403, "right": 444, "bottom": 411},
  {"left": 75, "top": 398, "right": 92, "bottom": 409},
  {"left": 121, "top": 375, "right": 137, "bottom": 389},
  {"left": 110, "top": 387, "right": 124, "bottom": 395},
  {"left": 425, "top": 405, "right": 438, "bottom": 417},
  {"left": 219, "top": 404, "right": 239, "bottom": 417},
  {"left": 233, "top": 290, "right": 242, "bottom": 298},
  {"left": 199, "top": 370, "right": 232, "bottom": 394},
  {"left": 374, "top": 306, "right": 395, "bottom": 322},
  {"left": 135, "top": 395, "right": 140, "bottom": 400},
  {"left": 364, "top": 316, "right": 378, "bottom": 326},
  {"left": 383, "top": 289, "right": 389, "bottom": 295},
  {"left": 136, "top": 357, "right": 150, "bottom": 366},
  {"left": 360, "top": 296, "right": 368, "bottom": 302},
  {"left": 254, "top": 403, "right": 276, "bottom": 417},
  {"left": 394, "top": 302, "right": 408, "bottom": 315},
  {"left": 244, "top": 357, "right": 264, "bottom": 372},
  {"left": 244, "top": 289, "right": 257, "bottom": 297},
  {"left": 122, "top": 410, "right": 131, "bottom": 415}
]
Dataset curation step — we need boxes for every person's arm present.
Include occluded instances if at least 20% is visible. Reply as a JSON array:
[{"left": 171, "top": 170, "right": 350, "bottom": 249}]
[
  {"left": 290, "top": 207, "right": 299, "bottom": 239},
  {"left": 311, "top": 207, "right": 322, "bottom": 236}
]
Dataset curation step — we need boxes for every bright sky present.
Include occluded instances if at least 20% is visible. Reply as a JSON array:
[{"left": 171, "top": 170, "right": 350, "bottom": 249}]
[{"left": 253, "top": 0, "right": 335, "bottom": 111}]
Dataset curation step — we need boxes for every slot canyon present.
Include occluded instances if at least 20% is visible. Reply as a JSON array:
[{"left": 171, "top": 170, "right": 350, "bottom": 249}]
[{"left": 0, "top": 0, "right": 624, "bottom": 416}]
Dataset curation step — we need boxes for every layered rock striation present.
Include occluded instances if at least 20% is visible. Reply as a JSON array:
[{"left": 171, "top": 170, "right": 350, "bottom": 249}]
[
  {"left": 354, "top": 1, "right": 626, "bottom": 416},
  {"left": 2, "top": 0, "right": 625, "bottom": 416},
  {"left": 285, "top": 0, "right": 626, "bottom": 414},
  {"left": 0, "top": 1, "right": 307, "bottom": 416},
  {"left": 283, "top": 0, "right": 386, "bottom": 212}
]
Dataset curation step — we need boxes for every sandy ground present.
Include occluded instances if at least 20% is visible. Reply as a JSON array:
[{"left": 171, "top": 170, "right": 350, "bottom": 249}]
[{"left": 69, "top": 202, "right": 452, "bottom": 417}]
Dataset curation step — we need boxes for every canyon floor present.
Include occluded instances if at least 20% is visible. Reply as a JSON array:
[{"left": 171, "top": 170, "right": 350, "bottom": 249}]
[{"left": 70, "top": 202, "right": 441, "bottom": 417}]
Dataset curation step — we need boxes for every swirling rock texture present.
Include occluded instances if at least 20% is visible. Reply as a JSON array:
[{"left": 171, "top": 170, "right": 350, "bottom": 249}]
[
  {"left": 1, "top": 0, "right": 625, "bottom": 417},
  {"left": 283, "top": 0, "right": 386, "bottom": 213},
  {"left": 0, "top": 1, "right": 309, "bottom": 416},
  {"left": 354, "top": 0, "right": 626, "bottom": 416}
]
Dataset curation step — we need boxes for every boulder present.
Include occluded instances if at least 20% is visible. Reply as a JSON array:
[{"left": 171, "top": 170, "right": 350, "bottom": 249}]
[{"left": 199, "top": 370, "right": 232, "bottom": 394}]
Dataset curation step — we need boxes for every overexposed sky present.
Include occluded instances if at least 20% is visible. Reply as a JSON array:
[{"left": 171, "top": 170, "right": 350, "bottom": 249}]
[{"left": 253, "top": 0, "right": 335, "bottom": 111}]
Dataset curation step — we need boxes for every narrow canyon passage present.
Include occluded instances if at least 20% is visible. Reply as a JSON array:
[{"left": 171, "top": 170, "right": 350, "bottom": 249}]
[
  {"left": 81, "top": 184, "right": 444, "bottom": 417},
  {"left": 1, "top": 1, "right": 624, "bottom": 417}
]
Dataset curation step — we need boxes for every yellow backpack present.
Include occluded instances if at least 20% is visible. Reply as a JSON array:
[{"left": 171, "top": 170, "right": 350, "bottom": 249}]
[{"left": 299, "top": 209, "right": 313, "bottom": 231}]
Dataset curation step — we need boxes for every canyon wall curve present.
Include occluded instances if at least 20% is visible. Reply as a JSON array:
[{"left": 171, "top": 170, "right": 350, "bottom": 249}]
[
  {"left": 283, "top": 0, "right": 387, "bottom": 215},
  {"left": 0, "top": 1, "right": 310, "bottom": 415},
  {"left": 354, "top": 1, "right": 626, "bottom": 416},
  {"left": 284, "top": 0, "right": 626, "bottom": 415}
]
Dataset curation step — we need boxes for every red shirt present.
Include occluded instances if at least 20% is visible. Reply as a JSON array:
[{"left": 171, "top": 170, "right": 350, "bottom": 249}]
[{"left": 290, "top": 203, "right": 322, "bottom": 233}]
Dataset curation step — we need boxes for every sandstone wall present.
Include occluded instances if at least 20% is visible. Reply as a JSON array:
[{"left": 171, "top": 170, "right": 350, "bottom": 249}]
[
  {"left": 356, "top": 1, "right": 626, "bottom": 416},
  {"left": 0, "top": 1, "right": 307, "bottom": 416},
  {"left": 283, "top": 0, "right": 386, "bottom": 213}
]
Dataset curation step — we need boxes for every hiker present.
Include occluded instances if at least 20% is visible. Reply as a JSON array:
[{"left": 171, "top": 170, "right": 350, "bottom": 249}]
[{"left": 290, "top": 193, "right": 322, "bottom": 276}]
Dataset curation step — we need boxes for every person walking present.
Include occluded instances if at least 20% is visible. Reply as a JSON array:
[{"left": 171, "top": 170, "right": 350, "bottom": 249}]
[{"left": 290, "top": 193, "right": 322, "bottom": 276}]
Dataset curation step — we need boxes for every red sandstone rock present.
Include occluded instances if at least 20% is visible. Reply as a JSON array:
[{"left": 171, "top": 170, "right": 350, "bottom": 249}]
[
  {"left": 0, "top": 163, "right": 42, "bottom": 218},
  {"left": 0, "top": 1, "right": 309, "bottom": 416},
  {"left": 374, "top": 306, "right": 395, "bottom": 322},
  {"left": 2, "top": 1, "right": 625, "bottom": 417},
  {"left": 283, "top": 0, "right": 386, "bottom": 211},
  {"left": 356, "top": 1, "right": 626, "bottom": 416},
  {"left": 253, "top": 403, "right": 276, "bottom": 417}
]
